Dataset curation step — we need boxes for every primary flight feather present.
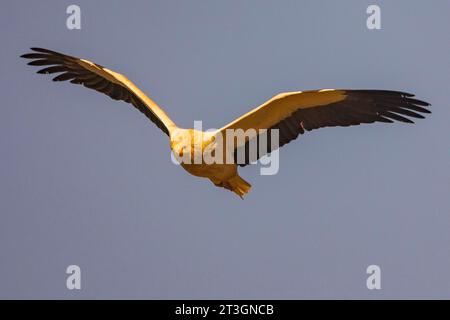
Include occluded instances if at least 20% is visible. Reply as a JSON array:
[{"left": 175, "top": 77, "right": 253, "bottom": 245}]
[{"left": 21, "top": 48, "right": 431, "bottom": 198}]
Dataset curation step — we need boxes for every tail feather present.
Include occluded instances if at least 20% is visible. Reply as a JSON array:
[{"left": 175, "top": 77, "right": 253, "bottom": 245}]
[{"left": 226, "top": 175, "right": 252, "bottom": 199}]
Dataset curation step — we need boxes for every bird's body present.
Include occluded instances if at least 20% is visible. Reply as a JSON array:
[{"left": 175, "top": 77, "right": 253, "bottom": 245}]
[
  {"left": 21, "top": 48, "right": 431, "bottom": 198},
  {"left": 170, "top": 128, "right": 251, "bottom": 197}
]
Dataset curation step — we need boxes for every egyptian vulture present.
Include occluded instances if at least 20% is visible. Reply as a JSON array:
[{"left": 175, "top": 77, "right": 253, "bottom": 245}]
[{"left": 21, "top": 48, "right": 431, "bottom": 198}]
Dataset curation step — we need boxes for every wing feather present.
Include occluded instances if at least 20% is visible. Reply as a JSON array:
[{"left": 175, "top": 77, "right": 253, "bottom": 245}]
[
  {"left": 21, "top": 47, "right": 176, "bottom": 136},
  {"left": 218, "top": 90, "right": 431, "bottom": 166}
]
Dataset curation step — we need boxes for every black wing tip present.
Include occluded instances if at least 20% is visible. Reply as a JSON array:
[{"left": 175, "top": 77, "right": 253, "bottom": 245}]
[
  {"left": 363, "top": 89, "right": 432, "bottom": 110},
  {"left": 404, "top": 96, "right": 431, "bottom": 107},
  {"left": 390, "top": 91, "right": 431, "bottom": 107},
  {"left": 349, "top": 90, "right": 432, "bottom": 124},
  {"left": 21, "top": 47, "right": 63, "bottom": 59}
]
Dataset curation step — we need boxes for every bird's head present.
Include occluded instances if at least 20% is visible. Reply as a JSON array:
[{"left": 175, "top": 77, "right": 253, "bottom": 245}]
[
  {"left": 170, "top": 128, "right": 189, "bottom": 149},
  {"left": 170, "top": 128, "right": 208, "bottom": 164},
  {"left": 170, "top": 128, "right": 194, "bottom": 163}
]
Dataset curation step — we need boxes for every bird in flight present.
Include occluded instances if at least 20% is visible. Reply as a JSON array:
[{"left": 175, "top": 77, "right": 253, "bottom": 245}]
[{"left": 21, "top": 47, "right": 431, "bottom": 198}]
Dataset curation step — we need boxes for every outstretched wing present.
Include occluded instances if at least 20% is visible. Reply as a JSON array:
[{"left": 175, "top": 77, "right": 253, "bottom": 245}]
[
  {"left": 217, "top": 89, "right": 431, "bottom": 166},
  {"left": 21, "top": 47, "right": 176, "bottom": 136}
]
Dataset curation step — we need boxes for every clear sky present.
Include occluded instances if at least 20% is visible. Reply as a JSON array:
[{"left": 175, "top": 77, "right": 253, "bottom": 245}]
[{"left": 1, "top": 0, "right": 449, "bottom": 299}]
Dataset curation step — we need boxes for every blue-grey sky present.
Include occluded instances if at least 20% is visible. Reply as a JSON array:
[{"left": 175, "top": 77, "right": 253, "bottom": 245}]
[{"left": 1, "top": 0, "right": 449, "bottom": 299}]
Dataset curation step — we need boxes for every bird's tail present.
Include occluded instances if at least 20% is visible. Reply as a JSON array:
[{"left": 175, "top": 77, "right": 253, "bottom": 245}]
[{"left": 226, "top": 175, "right": 252, "bottom": 199}]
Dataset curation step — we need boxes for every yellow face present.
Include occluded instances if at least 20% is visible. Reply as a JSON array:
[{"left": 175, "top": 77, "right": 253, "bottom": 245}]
[
  {"left": 170, "top": 129, "right": 216, "bottom": 165},
  {"left": 169, "top": 129, "right": 188, "bottom": 159}
]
